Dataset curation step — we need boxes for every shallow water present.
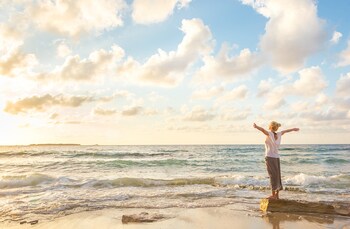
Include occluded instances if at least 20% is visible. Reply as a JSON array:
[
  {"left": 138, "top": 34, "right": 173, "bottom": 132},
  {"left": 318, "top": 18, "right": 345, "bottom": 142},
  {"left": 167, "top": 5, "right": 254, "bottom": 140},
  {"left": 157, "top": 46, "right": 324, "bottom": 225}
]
[{"left": 0, "top": 144, "right": 349, "bottom": 222}]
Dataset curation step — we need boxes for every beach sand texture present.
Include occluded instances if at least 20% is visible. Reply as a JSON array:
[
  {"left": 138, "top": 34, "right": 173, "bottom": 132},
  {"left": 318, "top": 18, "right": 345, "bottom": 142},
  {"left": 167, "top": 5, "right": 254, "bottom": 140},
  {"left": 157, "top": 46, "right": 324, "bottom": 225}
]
[{"left": 2, "top": 206, "right": 350, "bottom": 229}]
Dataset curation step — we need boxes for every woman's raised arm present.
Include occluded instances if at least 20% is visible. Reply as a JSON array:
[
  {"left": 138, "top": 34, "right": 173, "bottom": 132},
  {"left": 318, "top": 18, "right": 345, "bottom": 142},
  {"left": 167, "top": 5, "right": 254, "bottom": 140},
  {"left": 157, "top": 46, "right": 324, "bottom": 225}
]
[
  {"left": 281, "top": 128, "right": 300, "bottom": 135},
  {"left": 253, "top": 123, "right": 269, "bottom": 136}
]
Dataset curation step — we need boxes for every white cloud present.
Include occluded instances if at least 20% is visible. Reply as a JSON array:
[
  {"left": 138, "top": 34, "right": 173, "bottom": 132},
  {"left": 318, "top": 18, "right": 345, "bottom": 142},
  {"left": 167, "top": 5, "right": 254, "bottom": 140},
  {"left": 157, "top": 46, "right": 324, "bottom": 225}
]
[
  {"left": 219, "top": 107, "right": 251, "bottom": 121},
  {"left": 336, "top": 73, "right": 350, "bottom": 97},
  {"left": 289, "top": 93, "right": 329, "bottom": 113},
  {"left": 195, "top": 45, "right": 262, "bottom": 82},
  {"left": 216, "top": 85, "right": 248, "bottom": 104},
  {"left": 96, "top": 90, "right": 133, "bottom": 102},
  {"left": 315, "top": 93, "right": 329, "bottom": 106},
  {"left": 261, "top": 66, "right": 327, "bottom": 109},
  {"left": 183, "top": 106, "right": 215, "bottom": 122},
  {"left": 293, "top": 66, "right": 327, "bottom": 96},
  {"left": 243, "top": 0, "right": 328, "bottom": 73},
  {"left": 94, "top": 101, "right": 157, "bottom": 117},
  {"left": 257, "top": 78, "right": 273, "bottom": 97},
  {"left": 337, "top": 40, "right": 350, "bottom": 67},
  {"left": 290, "top": 100, "right": 310, "bottom": 112},
  {"left": 264, "top": 95, "right": 286, "bottom": 110},
  {"left": 0, "top": 23, "right": 23, "bottom": 54},
  {"left": 117, "top": 18, "right": 213, "bottom": 86},
  {"left": 301, "top": 108, "right": 348, "bottom": 121},
  {"left": 178, "top": 0, "right": 191, "bottom": 7},
  {"left": 241, "top": 0, "right": 268, "bottom": 16},
  {"left": 262, "top": 85, "right": 288, "bottom": 110},
  {"left": 116, "top": 57, "right": 139, "bottom": 76},
  {"left": 148, "top": 91, "right": 165, "bottom": 103},
  {"left": 56, "top": 40, "right": 72, "bottom": 58},
  {"left": 0, "top": 23, "right": 37, "bottom": 78},
  {"left": 49, "top": 113, "right": 59, "bottom": 119},
  {"left": 0, "top": 0, "right": 30, "bottom": 7},
  {"left": 39, "top": 45, "right": 125, "bottom": 81},
  {"left": 94, "top": 107, "right": 117, "bottom": 116},
  {"left": 121, "top": 106, "right": 143, "bottom": 116},
  {"left": 0, "top": 48, "right": 38, "bottom": 78},
  {"left": 4, "top": 94, "right": 95, "bottom": 114},
  {"left": 143, "top": 108, "right": 159, "bottom": 116},
  {"left": 191, "top": 86, "right": 224, "bottom": 100},
  {"left": 334, "top": 97, "right": 350, "bottom": 111},
  {"left": 330, "top": 31, "right": 342, "bottom": 44},
  {"left": 132, "top": 0, "right": 191, "bottom": 24},
  {"left": 28, "top": 0, "right": 126, "bottom": 38}
]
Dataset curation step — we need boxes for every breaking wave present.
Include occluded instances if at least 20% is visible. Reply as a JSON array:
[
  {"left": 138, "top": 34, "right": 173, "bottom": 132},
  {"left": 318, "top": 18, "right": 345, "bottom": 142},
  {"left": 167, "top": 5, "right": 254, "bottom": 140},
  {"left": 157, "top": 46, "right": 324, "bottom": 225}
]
[{"left": 1, "top": 173, "right": 348, "bottom": 191}]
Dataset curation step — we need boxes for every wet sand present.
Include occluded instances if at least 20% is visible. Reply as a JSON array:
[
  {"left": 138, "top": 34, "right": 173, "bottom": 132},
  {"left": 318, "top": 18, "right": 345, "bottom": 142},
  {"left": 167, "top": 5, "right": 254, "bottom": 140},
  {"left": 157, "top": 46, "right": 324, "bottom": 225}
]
[{"left": 2, "top": 205, "right": 350, "bottom": 229}]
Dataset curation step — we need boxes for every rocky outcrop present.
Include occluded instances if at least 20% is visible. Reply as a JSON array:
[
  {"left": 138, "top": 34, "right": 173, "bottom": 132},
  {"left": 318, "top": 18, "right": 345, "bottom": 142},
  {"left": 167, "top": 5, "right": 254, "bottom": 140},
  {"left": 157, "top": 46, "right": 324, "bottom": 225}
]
[
  {"left": 122, "top": 212, "right": 168, "bottom": 224},
  {"left": 260, "top": 198, "right": 350, "bottom": 216},
  {"left": 19, "top": 220, "right": 39, "bottom": 225}
]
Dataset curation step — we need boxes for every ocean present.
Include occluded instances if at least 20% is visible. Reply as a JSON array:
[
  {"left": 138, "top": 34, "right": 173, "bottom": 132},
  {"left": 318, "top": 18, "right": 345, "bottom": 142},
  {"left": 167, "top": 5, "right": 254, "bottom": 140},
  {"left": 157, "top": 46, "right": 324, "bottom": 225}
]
[{"left": 0, "top": 144, "right": 349, "bottom": 223}]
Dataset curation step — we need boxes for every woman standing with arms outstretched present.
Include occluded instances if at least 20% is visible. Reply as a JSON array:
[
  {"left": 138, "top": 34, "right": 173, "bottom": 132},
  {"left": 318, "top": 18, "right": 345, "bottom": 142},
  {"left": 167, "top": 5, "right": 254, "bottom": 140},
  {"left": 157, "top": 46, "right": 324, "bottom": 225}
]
[{"left": 253, "top": 121, "right": 299, "bottom": 199}]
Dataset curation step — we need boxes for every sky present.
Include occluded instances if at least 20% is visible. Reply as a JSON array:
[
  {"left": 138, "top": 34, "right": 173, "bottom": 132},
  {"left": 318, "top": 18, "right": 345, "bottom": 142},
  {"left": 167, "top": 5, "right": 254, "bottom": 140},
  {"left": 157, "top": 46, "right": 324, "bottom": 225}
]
[{"left": 0, "top": 0, "right": 350, "bottom": 145}]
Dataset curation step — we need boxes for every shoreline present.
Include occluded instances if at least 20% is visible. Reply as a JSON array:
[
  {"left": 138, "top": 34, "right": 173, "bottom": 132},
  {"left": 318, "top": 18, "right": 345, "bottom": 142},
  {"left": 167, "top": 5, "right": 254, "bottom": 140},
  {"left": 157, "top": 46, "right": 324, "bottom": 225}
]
[{"left": 2, "top": 205, "right": 350, "bottom": 229}]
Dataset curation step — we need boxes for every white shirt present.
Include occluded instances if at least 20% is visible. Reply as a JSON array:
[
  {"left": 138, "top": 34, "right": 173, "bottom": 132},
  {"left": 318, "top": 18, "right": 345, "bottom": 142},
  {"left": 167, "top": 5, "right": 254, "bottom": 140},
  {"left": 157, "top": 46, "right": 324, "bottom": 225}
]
[{"left": 265, "top": 131, "right": 282, "bottom": 158}]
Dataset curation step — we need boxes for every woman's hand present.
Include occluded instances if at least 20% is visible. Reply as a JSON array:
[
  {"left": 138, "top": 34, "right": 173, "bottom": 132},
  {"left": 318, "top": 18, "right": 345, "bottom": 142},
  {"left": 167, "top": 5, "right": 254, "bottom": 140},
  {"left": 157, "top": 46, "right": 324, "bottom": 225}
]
[
  {"left": 294, "top": 128, "right": 300, "bottom": 131},
  {"left": 253, "top": 123, "right": 268, "bottom": 135}
]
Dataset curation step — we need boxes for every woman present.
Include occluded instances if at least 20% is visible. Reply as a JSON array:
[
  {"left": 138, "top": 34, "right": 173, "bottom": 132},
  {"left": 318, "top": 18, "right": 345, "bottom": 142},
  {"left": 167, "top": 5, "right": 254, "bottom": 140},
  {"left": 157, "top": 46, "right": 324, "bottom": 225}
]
[{"left": 253, "top": 121, "right": 299, "bottom": 199}]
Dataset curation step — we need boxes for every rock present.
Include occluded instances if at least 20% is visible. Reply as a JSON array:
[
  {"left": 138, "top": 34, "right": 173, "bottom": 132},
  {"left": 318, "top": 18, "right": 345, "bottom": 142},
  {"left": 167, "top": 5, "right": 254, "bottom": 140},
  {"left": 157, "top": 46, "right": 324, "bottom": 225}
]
[
  {"left": 260, "top": 198, "right": 350, "bottom": 216},
  {"left": 29, "top": 220, "right": 39, "bottom": 225},
  {"left": 122, "top": 212, "right": 167, "bottom": 224},
  {"left": 19, "top": 220, "right": 39, "bottom": 225}
]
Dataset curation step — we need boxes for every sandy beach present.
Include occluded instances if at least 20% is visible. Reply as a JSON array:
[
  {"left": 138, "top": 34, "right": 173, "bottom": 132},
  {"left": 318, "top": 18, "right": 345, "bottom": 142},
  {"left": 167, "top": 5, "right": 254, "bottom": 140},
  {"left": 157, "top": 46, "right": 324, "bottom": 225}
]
[{"left": 2, "top": 205, "right": 350, "bottom": 229}]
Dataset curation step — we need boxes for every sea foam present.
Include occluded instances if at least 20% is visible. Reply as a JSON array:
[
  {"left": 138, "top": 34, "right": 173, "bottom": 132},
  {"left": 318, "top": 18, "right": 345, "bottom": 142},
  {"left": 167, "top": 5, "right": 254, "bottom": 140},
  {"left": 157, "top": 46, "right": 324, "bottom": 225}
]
[{"left": 0, "top": 174, "right": 54, "bottom": 189}]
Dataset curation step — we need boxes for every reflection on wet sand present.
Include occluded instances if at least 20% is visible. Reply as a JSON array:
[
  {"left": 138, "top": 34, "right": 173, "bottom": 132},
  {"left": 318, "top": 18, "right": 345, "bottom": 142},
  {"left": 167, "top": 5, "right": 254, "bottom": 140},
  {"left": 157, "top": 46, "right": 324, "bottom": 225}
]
[{"left": 263, "top": 212, "right": 335, "bottom": 229}]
